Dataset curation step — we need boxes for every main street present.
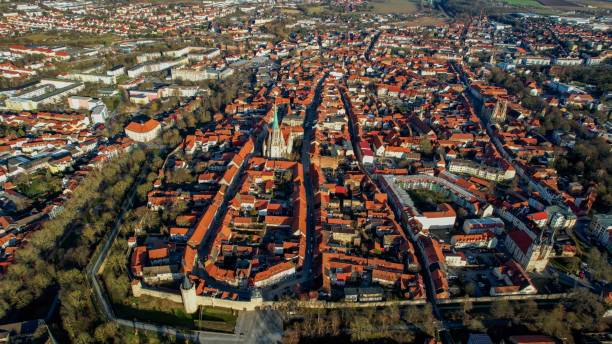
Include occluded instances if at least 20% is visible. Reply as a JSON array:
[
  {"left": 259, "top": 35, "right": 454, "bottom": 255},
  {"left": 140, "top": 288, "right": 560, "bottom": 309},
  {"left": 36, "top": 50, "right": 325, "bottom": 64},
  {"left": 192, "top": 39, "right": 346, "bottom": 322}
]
[{"left": 300, "top": 72, "right": 327, "bottom": 284}]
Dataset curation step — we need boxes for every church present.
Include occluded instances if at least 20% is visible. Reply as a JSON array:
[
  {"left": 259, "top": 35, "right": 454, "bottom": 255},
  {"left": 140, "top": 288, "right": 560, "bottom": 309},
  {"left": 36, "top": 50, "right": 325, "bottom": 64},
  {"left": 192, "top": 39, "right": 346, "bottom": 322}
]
[{"left": 263, "top": 105, "right": 303, "bottom": 160}]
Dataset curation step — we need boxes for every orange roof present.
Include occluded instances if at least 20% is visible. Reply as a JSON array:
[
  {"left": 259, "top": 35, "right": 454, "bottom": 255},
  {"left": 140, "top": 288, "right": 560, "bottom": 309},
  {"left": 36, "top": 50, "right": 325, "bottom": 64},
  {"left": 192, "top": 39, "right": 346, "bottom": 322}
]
[
  {"left": 182, "top": 246, "right": 197, "bottom": 273},
  {"left": 125, "top": 119, "right": 160, "bottom": 134},
  {"left": 148, "top": 247, "right": 169, "bottom": 260},
  {"left": 188, "top": 202, "right": 219, "bottom": 247},
  {"left": 253, "top": 261, "right": 295, "bottom": 283}
]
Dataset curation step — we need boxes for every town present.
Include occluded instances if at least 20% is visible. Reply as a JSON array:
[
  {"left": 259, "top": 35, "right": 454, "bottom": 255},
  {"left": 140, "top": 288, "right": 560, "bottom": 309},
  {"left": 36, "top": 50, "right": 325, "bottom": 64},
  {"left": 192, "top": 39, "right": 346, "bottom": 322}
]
[{"left": 0, "top": 0, "right": 610, "bottom": 343}]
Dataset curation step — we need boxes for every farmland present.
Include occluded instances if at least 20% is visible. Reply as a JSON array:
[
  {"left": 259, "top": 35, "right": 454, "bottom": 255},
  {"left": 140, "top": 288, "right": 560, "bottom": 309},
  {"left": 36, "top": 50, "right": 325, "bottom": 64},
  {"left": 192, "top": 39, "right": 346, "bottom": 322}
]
[
  {"left": 537, "top": 0, "right": 578, "bottom": 6},
  {"left": 503, "top": 0, "right": 545, "bottom": 7},
  {"left": 369, "top": 0, "right": 419, "bottom": 14}
]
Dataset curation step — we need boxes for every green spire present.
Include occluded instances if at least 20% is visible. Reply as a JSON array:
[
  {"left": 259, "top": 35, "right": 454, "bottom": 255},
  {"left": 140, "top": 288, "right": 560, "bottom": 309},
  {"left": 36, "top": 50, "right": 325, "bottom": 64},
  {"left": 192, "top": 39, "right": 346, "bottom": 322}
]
[{"left": 272, "top": 104, "right": 279, "bottom": 130}]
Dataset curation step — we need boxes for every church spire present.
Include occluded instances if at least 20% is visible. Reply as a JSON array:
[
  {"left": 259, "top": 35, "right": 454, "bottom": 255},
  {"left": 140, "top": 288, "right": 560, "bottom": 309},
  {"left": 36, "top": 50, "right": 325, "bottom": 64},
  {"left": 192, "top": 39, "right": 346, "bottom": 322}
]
[{"left": 272, "top": 104, "right": 280, "bottom": 130}]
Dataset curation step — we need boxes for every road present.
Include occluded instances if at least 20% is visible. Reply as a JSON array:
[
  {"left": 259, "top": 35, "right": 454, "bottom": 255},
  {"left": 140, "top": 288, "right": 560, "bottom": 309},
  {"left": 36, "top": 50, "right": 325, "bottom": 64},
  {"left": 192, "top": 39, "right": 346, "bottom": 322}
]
[
  {"left": 258, "top": 70, "right": 327, "bottom": 300},
  {"left": 300, "top": 72, "right": 327, "bottom": 285},
  {"left": 336, "top": 30, "right": 456, "bottom": 344},
  {"left": 235, "top": 310, "right": 283, "bottom": 344}
]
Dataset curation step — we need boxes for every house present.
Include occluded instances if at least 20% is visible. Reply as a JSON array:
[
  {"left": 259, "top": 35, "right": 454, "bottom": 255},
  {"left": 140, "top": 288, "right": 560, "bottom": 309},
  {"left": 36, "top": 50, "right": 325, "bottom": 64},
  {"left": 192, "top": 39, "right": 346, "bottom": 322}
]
[{"left": 125, "top": 119, "right": 162, "bottom": 142}]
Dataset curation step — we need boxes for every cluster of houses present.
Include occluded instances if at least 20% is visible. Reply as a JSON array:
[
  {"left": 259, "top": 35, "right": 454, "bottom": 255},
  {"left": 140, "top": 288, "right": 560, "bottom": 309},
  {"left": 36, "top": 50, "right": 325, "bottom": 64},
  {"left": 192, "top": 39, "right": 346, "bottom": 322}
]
[
  {"left": 311, "top": 79, "right": 425, "bottom": 301},
  {"left": 125, "top": 11, "right": 612, "bottom": 307},
  {"left": 1, "top": 1, "right": 236, "bottom": 37},
  {"left": 0, "top": 111, "right": 137, "bottom": 273}
]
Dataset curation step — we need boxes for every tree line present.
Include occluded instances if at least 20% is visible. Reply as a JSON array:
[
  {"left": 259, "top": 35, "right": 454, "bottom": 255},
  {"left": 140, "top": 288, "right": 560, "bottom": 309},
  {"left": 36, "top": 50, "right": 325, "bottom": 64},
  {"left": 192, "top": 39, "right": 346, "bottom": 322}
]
[
  {"left": 555, "top": 136, "right": 612, "bottom": 212},
  {"left": 0, "top": 148, "right": 163, "bottom": 343},
  {"left": 281, "top": 303, "right": 437, "bottom": 343}
]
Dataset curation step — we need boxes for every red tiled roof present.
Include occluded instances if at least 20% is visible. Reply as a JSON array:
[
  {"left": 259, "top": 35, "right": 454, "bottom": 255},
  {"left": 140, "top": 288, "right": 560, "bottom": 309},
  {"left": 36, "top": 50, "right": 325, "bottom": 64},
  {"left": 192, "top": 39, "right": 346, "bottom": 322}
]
[
  {"left": 508, "top": 229, "right": 532, "bottom": 254},
  {"left": 125, "top": 119, "right": 160, "bottom": 134}
]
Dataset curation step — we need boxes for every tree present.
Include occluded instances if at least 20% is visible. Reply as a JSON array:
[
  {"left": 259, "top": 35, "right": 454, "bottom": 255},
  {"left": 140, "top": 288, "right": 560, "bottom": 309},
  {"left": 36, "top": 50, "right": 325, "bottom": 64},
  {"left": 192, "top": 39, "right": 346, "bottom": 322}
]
[
  {"left": 585, "top": 249, "right": 612, "bottom": 282},
  {"left": 491, "top": 299, "right": 514, "bottom": 319},
  {"left": 162, "top": 129, "right": 182, "bottom": 146},
  {"left": 537, "top": 304, "right": 571, "bottom": 341},
  {"left": 419, "top": 137, "right": 433, "bottom": 155},
  {"left": 329, "top": 310, "right": 342, "bottom": 336},
  {"left": 282, "top": 329, "right": 300, "bottom": 344}
]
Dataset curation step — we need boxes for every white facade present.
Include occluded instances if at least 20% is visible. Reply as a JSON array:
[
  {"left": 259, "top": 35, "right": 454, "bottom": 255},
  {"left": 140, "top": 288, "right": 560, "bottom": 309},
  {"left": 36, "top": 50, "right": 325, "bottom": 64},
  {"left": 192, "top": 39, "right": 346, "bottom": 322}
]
[
  {"left": 415, "top": 214, "right": 456, "bottom": 230},
  {"left": 445, "top": 254, "right": 467, "bottom": 267},
  {"left": 448, "top": 159, "right": 515, "bottom": 182},
  {"left": 125, "top": 121, "right": 162, "bottom": 143},
  {"left": 463, "top": 217, "right": 505, "bottom": 234},
  {"left": 6, "top": 79, "right": 84, "bottom": 111},
  {"left": 253, "top": 266, "right": 296, "bottom": 288},
  {"left": 91, "top": 104, "right": 109, "bottom": 124},
  {"left": 590, "top": 214, "right": 612, "bottom": 246},
  {"left": 504, "top": 233, "right": 552, "bottom": 272}
]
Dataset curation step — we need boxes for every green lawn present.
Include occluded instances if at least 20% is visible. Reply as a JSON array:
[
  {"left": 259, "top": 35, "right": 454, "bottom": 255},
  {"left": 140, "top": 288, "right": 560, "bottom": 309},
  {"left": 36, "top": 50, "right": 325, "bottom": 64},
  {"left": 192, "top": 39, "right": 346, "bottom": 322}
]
[
  {"left": 114, "top": 301, "right": 195, "bottom": 329},
  {"left": 111, "top": 293, "right": 237, "bottom": 333},
  {"left": 305, "top": 5, "right": 327, "bottom": 15},
  {"left": 369, "top": 0, "right": 419, "bottom": 14},
  {"left": 194, "top": 307, "right": 237, "bottom": 333},
  {"left": 502, "top": 0, "right": 544, "bottom": 7},
  {"left": 0, "top": 32, "right": 120, "bottom": 47}
]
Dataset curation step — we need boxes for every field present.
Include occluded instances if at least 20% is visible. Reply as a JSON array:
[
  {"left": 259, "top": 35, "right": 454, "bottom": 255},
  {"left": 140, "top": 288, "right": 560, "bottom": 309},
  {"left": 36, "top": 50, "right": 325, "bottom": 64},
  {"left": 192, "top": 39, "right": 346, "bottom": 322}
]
[
  {"left": 369, "top": 0, "right": 419, "bottom": 14},
  {"left": 112, "top": 294, "right": 237, "bottom": 333},
  {"left": 0, "top": 32, "right": 120, "bottom": 47},
  {"left": 503, "top": 0, "right": 545, "bottom": 7},
  {"left": 575, "top": 0, "right": 612, "bottom": 9},
  {"left": 537, "top": 0, "right": 578, "bottom": 6},
  {"left": 304, "top": 5, "right": 327, "bottom": 15}
]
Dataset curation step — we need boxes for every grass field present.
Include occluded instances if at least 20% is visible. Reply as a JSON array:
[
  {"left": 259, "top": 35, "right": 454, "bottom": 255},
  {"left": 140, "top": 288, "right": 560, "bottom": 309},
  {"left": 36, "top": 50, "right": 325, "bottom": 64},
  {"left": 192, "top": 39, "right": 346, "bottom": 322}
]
[
  {"left": 576, "top": 0, "right": 612, "bottom": 9},
  {"left": 369, "top": 0, "right": 419, "bottom": 14},
  {"left": 112, "top": 294, "right": 237, "bottom": 333},
  {"left": 0, "top": 32, "right": 120, "bottom": 47},
  {"left": 194, "top": 307, "right": 237, "bottom": 333},
  {"left": 304, "top": 5, "right": 327, "bottom": 15},
  {"left": 503, "top": 0, "right": 545, "bottom": 7}
]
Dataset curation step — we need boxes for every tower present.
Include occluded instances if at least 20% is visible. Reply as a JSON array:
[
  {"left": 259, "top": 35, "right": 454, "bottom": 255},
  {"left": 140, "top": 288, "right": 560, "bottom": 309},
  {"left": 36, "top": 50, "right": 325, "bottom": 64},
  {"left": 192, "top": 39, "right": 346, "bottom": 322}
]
[
  {"left": 490, "top": 98, "right": 507, "bottom": 123},
  {"left": 180, "top": 275, "right": 198, "bottom": 314},
  {"left": 264, "top": 105, "right": 287, "bottom": 159}
]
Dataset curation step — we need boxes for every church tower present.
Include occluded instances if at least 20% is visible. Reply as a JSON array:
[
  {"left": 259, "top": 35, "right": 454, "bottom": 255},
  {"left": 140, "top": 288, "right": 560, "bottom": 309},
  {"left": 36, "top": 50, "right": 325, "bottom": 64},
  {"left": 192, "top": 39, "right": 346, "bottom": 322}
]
[
  {"left": 490, "top": 98, "right": 508, "bottom": 123},
  {"left": 264, "top": 105, "right": 287, "bottom": 159}
]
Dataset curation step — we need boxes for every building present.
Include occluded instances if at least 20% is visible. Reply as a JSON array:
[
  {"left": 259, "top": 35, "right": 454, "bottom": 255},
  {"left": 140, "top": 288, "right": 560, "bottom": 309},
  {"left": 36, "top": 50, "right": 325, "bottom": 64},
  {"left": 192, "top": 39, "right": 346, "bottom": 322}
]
[
  {"left": 5, "top": 79, "right": 84, "bottom": 111},
  {"left": 263, "top": 106, "right": 301, "bottom": 160},
  {"left": 91, "top": 104, "right": 109, "bottom": 124},
  {"left": 508, "top": 335, "right": 555, "bottom": 344},
  {"left": 463, "top": 217, "right": 505, "bottom": 234},
  {"left": 489, "top": 98, "right": 508, "bottom": 123},
  {"left": 467, "top": 333, "right": 493, "bottom": 344},
  {"left": 253, "top": 261, "right": 296, "bottom": 288},
  {"left": 445, "top": 253, "right": 467, "bottom": 267},
  {"left": 590, "top": 214, "right": 612, "bottom": 248},
  {"left": 68, "top": 96, "right": 101, "bottom": 111},
  {"left": 125, "top": 119, "right": 162, "bottom": 142},
  {"left": 451, "top": 231, "right": 497, "bottom": 249},
  {"left": 505, "top": 229, "right": 554, "bottom": 272},
  {"left": 171, "top": 66, "right": 234, "bottom": 81},
  {"left": 448, "top": 159, "right": 515, "bottom": 182}
]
